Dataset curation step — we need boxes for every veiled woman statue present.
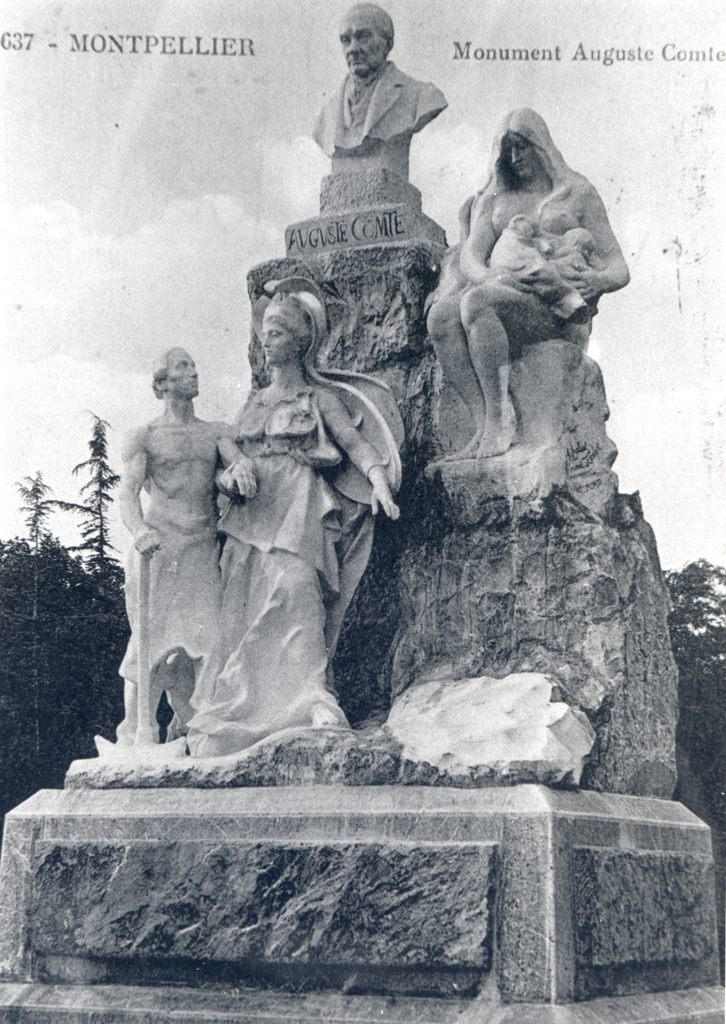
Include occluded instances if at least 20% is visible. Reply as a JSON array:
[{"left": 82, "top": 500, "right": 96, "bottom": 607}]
[
  {"left": 427, "top": 108, "right": 630, "bottom": 460},
  {"left": 186, "top": 279, "right": 402, "bottom": 757}
]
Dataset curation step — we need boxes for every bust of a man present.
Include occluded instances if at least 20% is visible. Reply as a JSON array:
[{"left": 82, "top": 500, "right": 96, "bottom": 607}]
[{"left": 313, "top": 3, "right": 447, "bottom": 181}]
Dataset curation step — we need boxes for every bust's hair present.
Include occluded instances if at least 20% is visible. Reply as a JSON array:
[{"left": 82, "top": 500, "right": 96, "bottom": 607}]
[
  {"left": 152, "top": 347, "right": 187, "bottom": 399},
  {"left": 344, "top": 3, "right": 394, "bottom": 47}
]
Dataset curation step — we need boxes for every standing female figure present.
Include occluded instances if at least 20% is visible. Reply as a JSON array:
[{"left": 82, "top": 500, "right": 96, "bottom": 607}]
[
  {"left": 186, "top": 280, "right": 401, "bottom": 757},
  {"left": 427, "top": 108, "right": 630, "bottom": 460}
]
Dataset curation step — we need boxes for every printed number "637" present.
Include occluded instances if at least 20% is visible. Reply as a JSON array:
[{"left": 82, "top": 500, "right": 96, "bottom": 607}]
[{"left": 1, "top": 33, "right": 33, "bottom": 50}]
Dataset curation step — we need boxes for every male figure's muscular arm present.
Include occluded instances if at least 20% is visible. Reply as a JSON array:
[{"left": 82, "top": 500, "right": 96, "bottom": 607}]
[{"left": 119, "top": 426, "right": 163, "bottom": 558}]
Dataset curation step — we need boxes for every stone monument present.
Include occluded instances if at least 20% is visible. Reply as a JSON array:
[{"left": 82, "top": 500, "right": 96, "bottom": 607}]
[
  {"left": 286, "top": 2, "right": 447, "bottom": 256},
  {"left": 0, "top": 10, "right": 722, "bottom": 1024}
]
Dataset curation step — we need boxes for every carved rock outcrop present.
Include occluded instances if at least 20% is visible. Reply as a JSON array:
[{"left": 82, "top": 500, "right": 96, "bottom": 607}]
[{"left": 390, "top": 487, "right": 679, "bottom": 797}]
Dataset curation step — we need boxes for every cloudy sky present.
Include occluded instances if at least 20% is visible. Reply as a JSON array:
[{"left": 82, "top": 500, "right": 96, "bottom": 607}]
[{"left": 1, "top": 0, "right": 724, "bottom": 568}]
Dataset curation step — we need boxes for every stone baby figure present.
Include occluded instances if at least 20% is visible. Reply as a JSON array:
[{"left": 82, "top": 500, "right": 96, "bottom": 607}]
[
  {"left": 313, "top": 3, "right": 447, "bottom": 180},
  {"left": 117, "top": 348, "right": 246, "bottom": 745},
  {"left": 489, "top": 215, "right": 601, "bottom": 324}
]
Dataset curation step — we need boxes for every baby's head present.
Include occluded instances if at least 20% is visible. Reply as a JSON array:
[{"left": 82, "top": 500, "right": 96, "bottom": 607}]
[
  {"left": 563, "top": 227, "right": 595, "bottom": 254},
  {"left": 508, "top": 214, "right": 537, "bottom": 238}
]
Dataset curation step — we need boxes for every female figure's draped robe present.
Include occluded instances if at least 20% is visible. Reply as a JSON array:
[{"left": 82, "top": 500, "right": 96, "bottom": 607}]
[{"left": 186, "top": 387, "right": 383, "bottom": 757}]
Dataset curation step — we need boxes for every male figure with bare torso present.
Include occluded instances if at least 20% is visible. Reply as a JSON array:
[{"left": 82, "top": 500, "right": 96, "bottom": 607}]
[{"left": 116, "top": 347, "right": 251, "bottom": 743}]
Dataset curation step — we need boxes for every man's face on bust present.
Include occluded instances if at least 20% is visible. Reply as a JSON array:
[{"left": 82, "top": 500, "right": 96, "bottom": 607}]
[{"left": 339, "top": 10, "right": 391, "bottom": 80}]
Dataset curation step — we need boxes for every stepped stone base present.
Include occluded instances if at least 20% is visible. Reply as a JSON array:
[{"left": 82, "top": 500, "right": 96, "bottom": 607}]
[
  {"left": 0, "top": 785, "right": 720, "bottom": 1020},
  {"left": 0, "top": 981, "right": 722, "bottom": 1023}
]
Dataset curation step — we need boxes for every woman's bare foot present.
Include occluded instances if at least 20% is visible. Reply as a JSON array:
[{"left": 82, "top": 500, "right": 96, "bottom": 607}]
[
  {"left": 476, "top": 425, "right": 514, "bottom": 459},
  {"left": 434, "top": 430, "right": 486, "bottom": 463}
]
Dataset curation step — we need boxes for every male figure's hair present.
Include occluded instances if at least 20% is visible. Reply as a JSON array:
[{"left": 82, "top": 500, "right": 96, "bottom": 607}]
[
  {"left": 344, "top": 4, "right": 394, "bottom": 48},
  {"left": 152, "top": 347, "right": 187, "bottom": 399}
]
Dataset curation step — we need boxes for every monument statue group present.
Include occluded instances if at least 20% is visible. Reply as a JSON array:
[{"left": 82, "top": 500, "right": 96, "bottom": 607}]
[{"left": 0, "top": 5, "right": 721, "bottom": 1023}]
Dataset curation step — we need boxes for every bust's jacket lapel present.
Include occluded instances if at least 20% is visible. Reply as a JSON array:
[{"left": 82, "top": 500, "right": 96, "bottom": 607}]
[{"left": 361, "top": 62, "right": 403, "bottom": 140}]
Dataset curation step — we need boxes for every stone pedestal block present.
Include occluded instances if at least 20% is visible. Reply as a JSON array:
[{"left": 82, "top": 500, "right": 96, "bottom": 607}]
[
  {"left": 319, "top": 169, "right": 426, "bottom": 214},
  {"left": 0, "top": 785, "right": 721, "bottom": 1023},
  {"left": 0, "top": 981, "right": 722, "bottom": 1023},
  {"left": 284, "top": 170, "right": 446, "bottom": 257}
]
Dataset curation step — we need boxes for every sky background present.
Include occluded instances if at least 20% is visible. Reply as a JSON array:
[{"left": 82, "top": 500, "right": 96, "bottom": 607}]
[{"left": 1, "top": 0, "right": 724, "bottom": 569}]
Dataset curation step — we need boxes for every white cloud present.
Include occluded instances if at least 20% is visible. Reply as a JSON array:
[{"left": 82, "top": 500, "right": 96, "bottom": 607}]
[
  {"left": 412, "top": 122, "right": 491, "bottom": 242},
  {"left": 3, "top": 191, "right": 284, "bottom": 359},
  {"left": 260, "top": 135, "right": 329, "bottom": 226}
]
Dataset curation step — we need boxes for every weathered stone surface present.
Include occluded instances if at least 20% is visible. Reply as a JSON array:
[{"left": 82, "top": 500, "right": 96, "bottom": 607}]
[
  {"left": 430, "top": 445, "right": 569, "bottom": 521},
  {"left": 496, "top": 808, "right": 555, "bottom": 1002},
  {"left": 575, "top": 849, "right": 716, "bottom": 966},
  {"left": 0, "top": 980, "right": 723, "bottom": 1024},
  {"left": 573, "top": 848, "right": 719, "bottom": 1000},
  {"left": 386, "top": 673, "right": 594, "bottom": 787},
  {"left": 390, "top": 488, "right": 679, "bottom": 798},
  {"left": 248, "top": 246, "right": 441, "bottom": 398},
  {"left": 0, "top": 815, "right": 39, "bottom": 982},
  {"left": 31, "top": 838, "right": 495, "bottom": 982},
  {"left": 320, "top": 169, "right": 424, "bottom": 214},
  {"left": 67, "top": 728, "right": 396, "bottom": 790}
]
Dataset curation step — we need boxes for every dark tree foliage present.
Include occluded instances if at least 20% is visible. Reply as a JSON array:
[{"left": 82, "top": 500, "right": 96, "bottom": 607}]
[
  {"left": 0, "top": 535, "right": 128, "bottom": 827},
  {"left": 1, "top": 425, "right": 128, "bottom": 834},
  {"left": 17, "top": 472, "right": 53, "bottom": 555},
  {"left": 666, "top": 559, "right": 726, "bottom": 980}
]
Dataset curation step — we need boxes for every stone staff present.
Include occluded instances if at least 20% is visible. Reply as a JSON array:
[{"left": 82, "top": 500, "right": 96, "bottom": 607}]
[{"left": 133, "top": 554, "right": 155, "bottom": 747}]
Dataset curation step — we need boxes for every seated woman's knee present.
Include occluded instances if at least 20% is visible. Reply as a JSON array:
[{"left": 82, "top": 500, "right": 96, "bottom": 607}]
[
  {"left": 427, "top": 296, "right": 461, "bottom": 340},
  {"left": 460, "top": 284, "right": 504, "bottom": 329}
]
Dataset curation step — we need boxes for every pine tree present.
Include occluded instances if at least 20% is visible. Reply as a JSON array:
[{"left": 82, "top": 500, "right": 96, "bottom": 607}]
[
  {"left": 17, "top": 472, "right": 53, "bottom": 557},
  {"left": 56, "top": 414, "right": 121, "bottom": 570},
  {"left": 14, "top": 473, "right": 56, "bottom": 768}
]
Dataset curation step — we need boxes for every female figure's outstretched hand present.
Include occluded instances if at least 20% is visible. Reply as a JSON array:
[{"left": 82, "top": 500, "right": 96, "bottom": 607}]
[{"left": 368, "top": 465, "right": 400, "bottom": 519}]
